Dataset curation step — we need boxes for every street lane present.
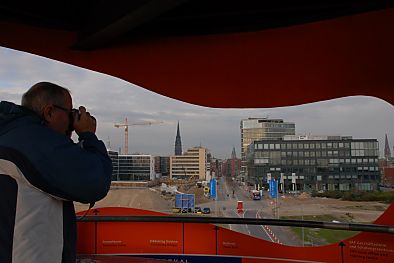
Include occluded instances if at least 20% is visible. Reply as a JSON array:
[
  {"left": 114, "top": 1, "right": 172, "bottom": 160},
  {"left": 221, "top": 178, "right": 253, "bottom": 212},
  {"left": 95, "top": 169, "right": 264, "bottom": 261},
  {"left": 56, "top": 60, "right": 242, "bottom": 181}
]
[{"left": 217, "top": 176, "right": 303, "bottom": 246}]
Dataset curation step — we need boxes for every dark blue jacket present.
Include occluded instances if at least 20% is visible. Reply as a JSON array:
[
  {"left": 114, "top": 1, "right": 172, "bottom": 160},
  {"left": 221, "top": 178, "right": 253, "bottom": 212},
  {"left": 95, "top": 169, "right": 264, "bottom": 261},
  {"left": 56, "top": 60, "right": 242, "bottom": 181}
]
[{"left": 0, "top": 101, "right": 112, "bottom": 263}]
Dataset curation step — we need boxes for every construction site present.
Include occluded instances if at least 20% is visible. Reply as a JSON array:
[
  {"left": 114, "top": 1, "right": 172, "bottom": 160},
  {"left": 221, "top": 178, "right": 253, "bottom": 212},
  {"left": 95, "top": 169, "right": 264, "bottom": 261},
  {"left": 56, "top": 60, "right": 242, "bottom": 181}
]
[{"left": 75, "top": 177, "right": 388, "bottom": 225}]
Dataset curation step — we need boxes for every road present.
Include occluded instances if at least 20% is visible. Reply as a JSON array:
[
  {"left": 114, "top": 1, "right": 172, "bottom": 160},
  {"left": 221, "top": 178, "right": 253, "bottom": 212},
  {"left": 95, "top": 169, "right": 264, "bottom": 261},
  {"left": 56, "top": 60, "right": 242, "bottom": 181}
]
[{"left": 202, "top": 176, "right": 302, "bottom": 246}]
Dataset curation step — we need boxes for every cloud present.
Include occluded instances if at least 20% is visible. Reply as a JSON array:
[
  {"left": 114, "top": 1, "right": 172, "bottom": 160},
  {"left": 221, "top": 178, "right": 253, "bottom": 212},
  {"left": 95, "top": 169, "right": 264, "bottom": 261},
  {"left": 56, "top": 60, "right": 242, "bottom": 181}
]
[{"left": 1, "top": 47, "right": 394, "bottom": 159}]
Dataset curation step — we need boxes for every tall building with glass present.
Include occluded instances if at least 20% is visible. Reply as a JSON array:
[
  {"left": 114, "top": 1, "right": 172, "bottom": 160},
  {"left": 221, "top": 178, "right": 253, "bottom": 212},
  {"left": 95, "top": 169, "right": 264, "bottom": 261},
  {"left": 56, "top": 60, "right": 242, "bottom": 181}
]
[
  {"left": 108, "top": 150, "right": 155, "bottom": 181},
  {"left": 240, "top": 118, "right": 295, "bottom": 181},
  {"left": 247, "top": 135, "right": 380, "bottom": 191}
]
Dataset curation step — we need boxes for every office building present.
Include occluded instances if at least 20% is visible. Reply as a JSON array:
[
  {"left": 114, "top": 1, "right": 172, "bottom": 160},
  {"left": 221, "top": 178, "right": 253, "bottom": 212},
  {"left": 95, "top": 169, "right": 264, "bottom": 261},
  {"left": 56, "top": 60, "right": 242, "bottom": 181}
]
[
  {"left": 154, "top": 156, "right": 170, "bottom": 177},
  {"left": 108, "top": 151, "right": 155, "bottom": 181},
  {"left": 170, "top": 147, "right": 207, "bottom": 180},
  {"left": 209, "top": 156, "right": 222, "bottom": 178},
  {"left": 222, "top": 147, "right": 241, "bottom": 178},
  {"left": 108, "top": 150, "right": 120, "bottom": 181},
  {"left": 247, "top": 135, "right": 380, "bottom": 191},
  {"left": 240, "top": 118, "right": 295, "bottom": 181}
]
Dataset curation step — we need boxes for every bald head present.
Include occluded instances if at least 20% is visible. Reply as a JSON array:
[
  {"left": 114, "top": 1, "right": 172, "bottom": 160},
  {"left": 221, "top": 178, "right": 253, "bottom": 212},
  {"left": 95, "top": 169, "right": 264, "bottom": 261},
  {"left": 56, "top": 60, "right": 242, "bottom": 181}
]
[{"left": 22, "top": 82, "right": 71, "bottom": 115}]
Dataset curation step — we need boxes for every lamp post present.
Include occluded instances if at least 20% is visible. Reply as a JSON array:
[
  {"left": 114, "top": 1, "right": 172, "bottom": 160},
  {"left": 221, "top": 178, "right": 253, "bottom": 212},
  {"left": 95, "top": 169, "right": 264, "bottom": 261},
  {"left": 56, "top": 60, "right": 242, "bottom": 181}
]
[
  {"left": 276, "top": 177, "right": 279, "bottom": 219},
  {"left": 301, "top": 205, "right": 305, "bottom": 247}
]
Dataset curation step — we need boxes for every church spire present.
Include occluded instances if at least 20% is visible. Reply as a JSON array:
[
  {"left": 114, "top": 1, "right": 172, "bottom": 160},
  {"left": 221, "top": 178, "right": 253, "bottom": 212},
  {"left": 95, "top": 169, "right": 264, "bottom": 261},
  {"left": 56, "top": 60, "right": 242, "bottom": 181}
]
[
  {"left": 385, "top": 134, "right": 391, "bottom": 159},
  {"left": 231, "top": 146, "right": 237, "bottom": 159},
  {"left": 175, "top": 121, "right": 182, "bottom": 155}
]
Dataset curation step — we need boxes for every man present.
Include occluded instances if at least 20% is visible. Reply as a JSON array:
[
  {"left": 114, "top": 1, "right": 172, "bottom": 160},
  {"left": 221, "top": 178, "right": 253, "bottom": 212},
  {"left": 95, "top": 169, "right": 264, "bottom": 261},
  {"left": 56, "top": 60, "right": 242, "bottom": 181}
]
[{"left": 0, "top": 82, "right": 112, "bottom": 263}]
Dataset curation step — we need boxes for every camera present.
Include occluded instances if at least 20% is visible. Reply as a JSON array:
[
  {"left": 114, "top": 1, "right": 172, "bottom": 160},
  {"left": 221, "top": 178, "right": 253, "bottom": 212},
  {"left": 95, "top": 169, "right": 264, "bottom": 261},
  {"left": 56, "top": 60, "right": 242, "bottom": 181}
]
[{"left": 66, "top": 109, "right": 95, "bottom": 135}]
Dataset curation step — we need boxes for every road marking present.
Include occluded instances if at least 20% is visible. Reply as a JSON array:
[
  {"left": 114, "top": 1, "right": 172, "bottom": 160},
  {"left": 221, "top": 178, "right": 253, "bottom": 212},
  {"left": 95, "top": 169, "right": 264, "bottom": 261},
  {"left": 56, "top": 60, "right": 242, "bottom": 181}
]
[{"left": 256, "top": 210, "right": 281, "bottom": 244}]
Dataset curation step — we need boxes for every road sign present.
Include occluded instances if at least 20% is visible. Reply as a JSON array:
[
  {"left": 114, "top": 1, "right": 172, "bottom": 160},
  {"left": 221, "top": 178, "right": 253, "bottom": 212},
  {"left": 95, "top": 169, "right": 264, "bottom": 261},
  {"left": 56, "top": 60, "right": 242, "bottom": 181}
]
[
  {"left": 267, "top": 173, "right": 271, "bottom": 183},
  {"left": 175, "top": 194, "right": 195, "bottom": 210}
]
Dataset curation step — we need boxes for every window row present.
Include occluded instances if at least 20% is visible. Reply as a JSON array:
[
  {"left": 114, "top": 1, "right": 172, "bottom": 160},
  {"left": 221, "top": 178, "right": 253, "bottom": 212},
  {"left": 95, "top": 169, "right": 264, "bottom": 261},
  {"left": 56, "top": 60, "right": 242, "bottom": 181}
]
[
  {"left": 171, "top": 167, "right": 200, "bottom": 171},
  {"left": 255, "top": 141, "right": 378, "bottom": 151},
  {"left": 280, "top": 151, "right": 349, "bottom": 157},
  {"left": 254, "top": 150, "right": 378, "bottom": 158},
  {"left": 329, "top": 158, "right": 379, "bottom": 164},
  {"left": 351, "top": 141, "right": 379, "bottom": 150},
  {"left": 351, "top": 149, "right": 379, "bottom": 157},
  {"left": 254, "top": 158, "right": 379, "bottom": 166}
]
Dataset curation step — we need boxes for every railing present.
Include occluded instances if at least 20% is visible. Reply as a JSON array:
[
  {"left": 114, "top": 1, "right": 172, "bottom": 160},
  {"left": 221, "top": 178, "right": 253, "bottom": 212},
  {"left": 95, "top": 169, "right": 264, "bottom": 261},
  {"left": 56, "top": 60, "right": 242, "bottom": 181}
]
[{"left": 77, "top": 215, "right": 394, "bottom": 234}]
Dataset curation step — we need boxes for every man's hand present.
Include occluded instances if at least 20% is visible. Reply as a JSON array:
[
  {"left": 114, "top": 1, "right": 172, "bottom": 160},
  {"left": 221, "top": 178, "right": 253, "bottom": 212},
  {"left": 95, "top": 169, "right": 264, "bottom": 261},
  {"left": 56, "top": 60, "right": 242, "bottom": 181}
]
[{"left": 73, "top": 106, "right": 96, "bottom": 135}]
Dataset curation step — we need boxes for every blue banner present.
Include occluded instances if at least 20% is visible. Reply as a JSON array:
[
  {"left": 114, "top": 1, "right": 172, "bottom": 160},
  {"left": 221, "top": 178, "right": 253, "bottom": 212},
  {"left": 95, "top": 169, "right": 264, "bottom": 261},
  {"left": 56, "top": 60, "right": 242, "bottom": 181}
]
[
  {"left": 270, "top": 179, "right": 278, "bottom": 198},
  {"left": 210, "top": 179, "right": 217, "bottom": 199}
]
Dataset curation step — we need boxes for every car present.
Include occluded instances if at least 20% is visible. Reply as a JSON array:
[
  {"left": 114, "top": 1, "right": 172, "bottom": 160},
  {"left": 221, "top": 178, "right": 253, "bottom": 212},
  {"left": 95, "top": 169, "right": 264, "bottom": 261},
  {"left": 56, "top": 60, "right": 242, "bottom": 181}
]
[
  {"left": 172, "top": 208, "right": 181, "bottom": 213},
  {"left": 202, "top": 207, "right": 211, "bottom": 214},
  {"left": 181, "top": 208, "right": 188, "bottom": 213},
  {"left": 194, "top": 207, "right": 202, "bottom": 214}
]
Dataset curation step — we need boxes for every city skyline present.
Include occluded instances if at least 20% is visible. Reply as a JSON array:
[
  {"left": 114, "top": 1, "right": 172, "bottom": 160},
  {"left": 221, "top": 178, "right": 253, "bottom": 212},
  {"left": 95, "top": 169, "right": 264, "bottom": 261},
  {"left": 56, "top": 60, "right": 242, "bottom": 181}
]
[{"left": 1, "top": 47, "right": 393, "bottom": 159}]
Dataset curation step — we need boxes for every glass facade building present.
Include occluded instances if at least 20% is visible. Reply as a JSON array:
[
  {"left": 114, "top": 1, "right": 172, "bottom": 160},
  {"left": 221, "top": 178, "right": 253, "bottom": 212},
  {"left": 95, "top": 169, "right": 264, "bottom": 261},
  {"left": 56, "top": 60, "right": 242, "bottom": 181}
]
[
  {"left": 247, "top": 135, "right": 380, "bottom": 191},
  {"left": 108, "top": 150, "right": 119, "bottom": 181},
  {"left": 240, "top": 118, "right": 295, "bottom": 181},
  {"left": 108, "top": 151, "right": 155, "bottom": 181},
  {"left": 154, "top": 156, "right": 170, "bottom": 177}
]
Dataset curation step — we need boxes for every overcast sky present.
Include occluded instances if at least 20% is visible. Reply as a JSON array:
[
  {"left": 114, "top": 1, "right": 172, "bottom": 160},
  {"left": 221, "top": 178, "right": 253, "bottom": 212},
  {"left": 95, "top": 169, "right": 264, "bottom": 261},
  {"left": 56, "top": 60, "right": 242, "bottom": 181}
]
[{"left": 1, "top": 47, "right": 393, "bottom": 159}]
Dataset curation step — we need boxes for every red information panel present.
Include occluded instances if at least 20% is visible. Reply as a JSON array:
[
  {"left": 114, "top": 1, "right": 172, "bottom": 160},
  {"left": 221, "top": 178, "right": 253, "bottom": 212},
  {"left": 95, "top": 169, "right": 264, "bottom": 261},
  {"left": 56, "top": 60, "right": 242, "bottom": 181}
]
[{"left": 77, "top": 204, "right": 394, "bottom": 262}]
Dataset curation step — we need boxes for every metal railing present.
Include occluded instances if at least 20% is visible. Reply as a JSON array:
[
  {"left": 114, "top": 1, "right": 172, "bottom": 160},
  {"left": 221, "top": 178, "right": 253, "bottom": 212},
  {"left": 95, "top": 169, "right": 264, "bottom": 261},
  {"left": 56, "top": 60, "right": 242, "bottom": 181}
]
[{"left": 77, "top": 215, "right": 394, "bottom": 234}]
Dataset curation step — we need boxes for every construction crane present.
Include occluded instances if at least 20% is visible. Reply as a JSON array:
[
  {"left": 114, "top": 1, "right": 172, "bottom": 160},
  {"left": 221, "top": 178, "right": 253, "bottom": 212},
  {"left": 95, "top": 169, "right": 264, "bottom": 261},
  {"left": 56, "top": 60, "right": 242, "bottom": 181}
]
[{"left": 114, "top": 118, "right": 163, "bottom": 154}]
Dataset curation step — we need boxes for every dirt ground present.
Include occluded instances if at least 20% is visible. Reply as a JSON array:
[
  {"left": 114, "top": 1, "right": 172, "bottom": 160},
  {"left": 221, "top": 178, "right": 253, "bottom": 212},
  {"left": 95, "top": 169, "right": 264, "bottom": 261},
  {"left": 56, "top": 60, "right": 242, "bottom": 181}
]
[
  {"left": 275, "top": 194, "right": 389, "bottom": 223},
  {"left": 75, "top": 187, "right": 390, "bottom": 223},
  {"left": 74, "top": 187, "right": 173, "bottom": 213},
  {"left": 74, "top": 184, "right": 211, "bottom": 212}
]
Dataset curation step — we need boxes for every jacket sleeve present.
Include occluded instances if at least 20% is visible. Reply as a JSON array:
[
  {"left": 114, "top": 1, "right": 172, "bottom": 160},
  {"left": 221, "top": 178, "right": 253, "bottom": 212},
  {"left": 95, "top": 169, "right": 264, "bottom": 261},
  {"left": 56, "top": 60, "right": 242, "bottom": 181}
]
[{"left": 28, "top": 130, "right": 113, "bottom": 204}]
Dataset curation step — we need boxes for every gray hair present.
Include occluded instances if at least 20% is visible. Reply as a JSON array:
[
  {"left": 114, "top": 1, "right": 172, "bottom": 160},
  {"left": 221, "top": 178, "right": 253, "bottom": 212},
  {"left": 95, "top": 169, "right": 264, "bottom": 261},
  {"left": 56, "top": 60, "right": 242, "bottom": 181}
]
[{"left": 22, "top": 82, "right": 71, "bottom": 115}]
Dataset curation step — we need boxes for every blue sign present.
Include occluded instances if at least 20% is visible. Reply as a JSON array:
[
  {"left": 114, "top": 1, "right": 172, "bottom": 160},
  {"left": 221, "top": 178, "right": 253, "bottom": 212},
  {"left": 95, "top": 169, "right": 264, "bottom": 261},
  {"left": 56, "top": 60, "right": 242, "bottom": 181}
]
[
  {"left": 175, "top": 194, "right": 195, "bottom": 209},
  {"left": 269, "top": 179, "right": 278, "bottom": 198},
  {"left": 210, "top": 179, "right": 217, "bottom": 199}
]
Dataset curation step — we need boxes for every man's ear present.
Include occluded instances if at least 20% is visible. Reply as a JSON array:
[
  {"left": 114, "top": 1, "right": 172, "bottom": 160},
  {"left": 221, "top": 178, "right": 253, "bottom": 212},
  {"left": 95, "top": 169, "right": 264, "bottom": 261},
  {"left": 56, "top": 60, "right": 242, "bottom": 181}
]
[{"left": 41, "top": 105, "right": 53, "bottom": 123}]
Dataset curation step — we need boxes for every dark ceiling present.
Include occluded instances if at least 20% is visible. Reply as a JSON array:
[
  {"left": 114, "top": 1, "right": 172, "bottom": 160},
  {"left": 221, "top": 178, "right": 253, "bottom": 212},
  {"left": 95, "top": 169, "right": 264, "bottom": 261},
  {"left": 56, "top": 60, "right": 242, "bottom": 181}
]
[{"left": 1, "top": 0, "right": 393, "bottom": 50}]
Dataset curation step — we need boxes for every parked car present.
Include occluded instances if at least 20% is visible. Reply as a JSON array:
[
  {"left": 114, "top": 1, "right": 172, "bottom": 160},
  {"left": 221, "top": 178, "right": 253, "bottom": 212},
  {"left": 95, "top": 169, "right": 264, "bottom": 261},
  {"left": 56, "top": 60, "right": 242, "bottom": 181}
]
[
  {"left": 194, "top": 207, "right": 202, "bottom": 214},
  {"left": 172, "top": 208, "right": 181, "bottom": 213},
  {"left": 202, "top": 207, "right": 211, "bottom": 214},
  {"left": 181, "top": 208, "right": 188, "bottom": 213}
]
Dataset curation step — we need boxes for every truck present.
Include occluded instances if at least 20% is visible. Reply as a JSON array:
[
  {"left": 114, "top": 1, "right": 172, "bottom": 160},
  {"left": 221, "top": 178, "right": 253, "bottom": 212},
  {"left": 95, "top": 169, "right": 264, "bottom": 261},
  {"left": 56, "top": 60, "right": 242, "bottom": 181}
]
[{"left": 175, "top": 193, "right": 195, "bottom": 213}]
